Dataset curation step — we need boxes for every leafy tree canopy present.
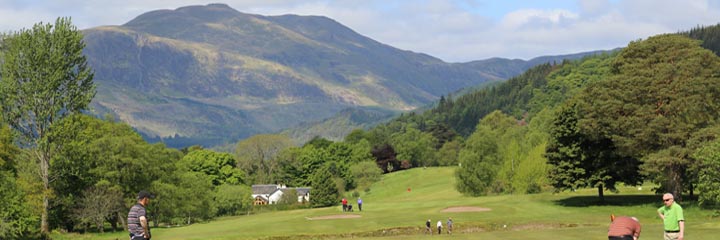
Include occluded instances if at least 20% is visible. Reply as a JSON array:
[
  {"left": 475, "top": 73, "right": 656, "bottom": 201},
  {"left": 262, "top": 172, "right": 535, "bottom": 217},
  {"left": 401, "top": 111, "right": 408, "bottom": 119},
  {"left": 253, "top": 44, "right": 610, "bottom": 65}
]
[{"left": 577, "top": 34, "right": 720, "bottom": 197}]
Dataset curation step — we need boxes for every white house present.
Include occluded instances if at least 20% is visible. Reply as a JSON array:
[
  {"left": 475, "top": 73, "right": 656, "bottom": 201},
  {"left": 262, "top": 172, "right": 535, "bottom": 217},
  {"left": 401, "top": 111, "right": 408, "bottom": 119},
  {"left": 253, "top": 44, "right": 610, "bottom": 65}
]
[{"left": 251, "top": 184, "right": 310, "bottom": 205}]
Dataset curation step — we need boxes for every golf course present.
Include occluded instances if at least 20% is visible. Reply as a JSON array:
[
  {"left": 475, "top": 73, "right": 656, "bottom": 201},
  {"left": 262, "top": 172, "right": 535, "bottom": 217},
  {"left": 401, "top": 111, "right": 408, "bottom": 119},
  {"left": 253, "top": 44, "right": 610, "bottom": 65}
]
[{"left": 52, "top": 167, "right": 719, "bottom": 240}]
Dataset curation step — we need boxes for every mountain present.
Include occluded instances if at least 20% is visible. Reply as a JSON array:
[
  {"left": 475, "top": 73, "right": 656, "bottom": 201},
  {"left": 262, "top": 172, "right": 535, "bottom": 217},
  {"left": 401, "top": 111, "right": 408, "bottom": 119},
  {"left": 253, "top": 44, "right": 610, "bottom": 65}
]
[
  {"left": 459, "top": 49, "right": 617, "bottom": 80},
  {"left": 82, "top": 3, "right": 611, "bottom": 147}
]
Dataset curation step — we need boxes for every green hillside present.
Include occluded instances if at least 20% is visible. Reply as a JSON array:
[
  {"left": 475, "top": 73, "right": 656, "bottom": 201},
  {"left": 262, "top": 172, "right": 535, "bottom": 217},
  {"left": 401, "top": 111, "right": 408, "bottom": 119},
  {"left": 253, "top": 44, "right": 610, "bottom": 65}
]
[{"left": 53, "top": 167, "right": 719, "bottom": 240}]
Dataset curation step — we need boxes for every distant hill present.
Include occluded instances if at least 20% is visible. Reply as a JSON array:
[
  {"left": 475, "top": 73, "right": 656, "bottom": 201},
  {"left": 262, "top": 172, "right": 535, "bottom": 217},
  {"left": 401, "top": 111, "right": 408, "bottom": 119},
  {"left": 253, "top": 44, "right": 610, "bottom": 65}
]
[
  {"left": 280, "top": 107, "right": 397, "bottom": 144},
  {"left": 82, "top": 3, "right": 613, "bottom": 147},
  {"left": 459, "top": 49, "right": 617, "bottom": 80}
]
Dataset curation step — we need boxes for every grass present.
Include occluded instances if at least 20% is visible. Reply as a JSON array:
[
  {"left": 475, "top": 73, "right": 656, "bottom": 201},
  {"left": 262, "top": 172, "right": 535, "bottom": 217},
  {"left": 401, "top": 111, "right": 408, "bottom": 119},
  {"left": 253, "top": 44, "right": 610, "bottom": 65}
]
[{"left": 52, "top": 167, "right": 720, "bottom": 240}]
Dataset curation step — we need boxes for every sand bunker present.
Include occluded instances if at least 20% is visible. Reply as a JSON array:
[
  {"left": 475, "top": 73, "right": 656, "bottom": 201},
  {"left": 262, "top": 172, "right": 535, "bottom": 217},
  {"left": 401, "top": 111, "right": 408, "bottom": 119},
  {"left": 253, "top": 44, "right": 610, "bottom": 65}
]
[
  {"left": 441, "top": 206, "right": 492, "bottom": 212},
  {"left": 306, "top": 214, "right": 362, "bottom": 220}
]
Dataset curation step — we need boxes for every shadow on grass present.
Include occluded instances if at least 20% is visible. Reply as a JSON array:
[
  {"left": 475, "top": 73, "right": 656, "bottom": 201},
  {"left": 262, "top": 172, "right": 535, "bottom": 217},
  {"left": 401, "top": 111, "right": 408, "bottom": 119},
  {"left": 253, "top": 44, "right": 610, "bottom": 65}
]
[{"left": 555, "top": 195, "right": 661, "bottom": 207}]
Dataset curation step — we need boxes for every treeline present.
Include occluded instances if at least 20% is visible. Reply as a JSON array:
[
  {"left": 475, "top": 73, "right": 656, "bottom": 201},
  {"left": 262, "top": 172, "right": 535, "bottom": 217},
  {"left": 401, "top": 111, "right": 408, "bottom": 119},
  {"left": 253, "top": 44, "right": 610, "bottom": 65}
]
[{"left": 682, "top": 23, "right": 720, "bottom": 56}]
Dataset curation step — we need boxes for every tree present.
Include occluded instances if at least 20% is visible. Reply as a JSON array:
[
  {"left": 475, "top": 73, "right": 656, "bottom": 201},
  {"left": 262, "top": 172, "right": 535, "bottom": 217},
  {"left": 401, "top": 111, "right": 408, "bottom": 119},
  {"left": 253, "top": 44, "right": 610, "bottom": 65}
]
[
  {"left": 169, "top": 172, "right": 216, "bottom": 224},
  {"left": 178, "top": 149, "right": 245, "bottom": 186},
  {"left": 0, "top": 17, "right": 96, "bottom": 234},
  {"left": 390, "top": 126, "right": 437, "bottom": 167},
  {"left": 323, "top": 142, "right": 374, "bottom": 190},
  {"left": 0, "top": 123, "right": 18, "bottom": 173},
  {"left": 437, "top": 139, "right": 462, "bottom": 166},
  {"left": 546, "top": 102, "right": 641, "bottom": 202},
  {"left": 371, "top": 143, "right": 399, "bottom": 173},
  {"left": 304, "top": 136, "right": 333, "bottom": 149},
  {"left": 0, "top": 124, "right": 37, "bottom": 239},
  {"left": 310, "top": 165, "right": 339, "bottom": 207},
  {"left": 214, "top": 184, "right": 252, "bottom": 215},
  {"left": 275, "top": 147, "right": 306, "bottom": 187},
  {"left": 350, "top": 161, "right": 383, "bottom": 191},
  {"left": 694, "top": 138, "right": 720, "bottom": 208},
  {"left": 344, "top": 129, "right": 368, "bottom": 144},
  {"left": 577, "top": 34, "right": 720, "bottom": 198},
  {"left": 235, "top": 134, "right": 293, "bottom": 184},
  {"left": 294, "top": 145, "right": 328, "bottom": 187},
  {"left": 71, "top": 184, "right": 123, "bottom": 233},
  {"left": 456, "top": 125, "right": 501, "bottom": 196},
  {"left": 513, "top": 143, "right": 549, "bottom": 194}
]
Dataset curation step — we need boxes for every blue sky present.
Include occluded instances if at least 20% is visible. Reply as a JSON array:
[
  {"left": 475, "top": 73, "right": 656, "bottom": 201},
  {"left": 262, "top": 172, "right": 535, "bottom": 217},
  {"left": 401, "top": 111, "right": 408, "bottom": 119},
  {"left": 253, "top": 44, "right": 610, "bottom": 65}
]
[{"left": 1, "top": 0, "right": 719, "bottom": 62}]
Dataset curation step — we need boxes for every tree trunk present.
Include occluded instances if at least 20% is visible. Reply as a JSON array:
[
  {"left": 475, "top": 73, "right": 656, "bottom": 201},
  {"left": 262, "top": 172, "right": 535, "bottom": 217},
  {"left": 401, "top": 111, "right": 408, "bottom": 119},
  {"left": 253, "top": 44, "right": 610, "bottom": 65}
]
[
  {"left": 670, "top": 164, "right": 683, "bottom": 202},
  {"left": 597, "top": 185, "right": 605, "bottom": 204},
  {"left": 40, "top": 151, "right": 50, "bottom": 234},
  {"left": 41, "top": 192, "right": 49, "bottom": 233},
  {"left": 109, "top": 214, "right": 118, "bottom": 232},
  {"left": 97, "top": 218, "right": 104, "bottom": 233}
]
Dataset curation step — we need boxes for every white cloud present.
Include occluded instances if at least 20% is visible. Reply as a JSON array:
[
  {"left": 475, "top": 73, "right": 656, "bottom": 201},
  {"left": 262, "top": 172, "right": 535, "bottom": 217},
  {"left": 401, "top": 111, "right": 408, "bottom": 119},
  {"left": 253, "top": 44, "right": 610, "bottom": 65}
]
[{"left": 501, "top": 9, "right": 579, "bottom": 29}]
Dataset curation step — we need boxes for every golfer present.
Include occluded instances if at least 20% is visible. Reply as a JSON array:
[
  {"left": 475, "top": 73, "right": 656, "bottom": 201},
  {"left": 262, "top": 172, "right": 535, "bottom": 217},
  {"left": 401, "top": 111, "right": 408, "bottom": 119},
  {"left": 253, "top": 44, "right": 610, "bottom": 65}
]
[
  {"left": 608, "top": 216, "right": 641, "bottom": 240},
  {"left": 425, "top": 219, "right": 432, "bottom": 234},
  {"left": 128, "top": 190, "right": 154, "bottom": 240}
]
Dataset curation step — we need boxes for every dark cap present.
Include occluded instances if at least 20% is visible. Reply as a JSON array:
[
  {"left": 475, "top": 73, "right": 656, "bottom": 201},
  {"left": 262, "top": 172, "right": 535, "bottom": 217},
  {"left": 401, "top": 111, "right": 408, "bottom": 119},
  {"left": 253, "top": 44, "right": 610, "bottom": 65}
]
[{"left": 137, "top": 190, "right": 155, "bottom": 200}]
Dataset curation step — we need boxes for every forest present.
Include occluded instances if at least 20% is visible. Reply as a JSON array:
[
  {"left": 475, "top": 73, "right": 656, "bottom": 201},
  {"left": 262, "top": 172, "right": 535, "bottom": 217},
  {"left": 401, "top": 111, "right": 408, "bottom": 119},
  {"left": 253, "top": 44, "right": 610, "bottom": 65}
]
[{"left": 2, "top": 18, "right": 720, "bottom": 239}]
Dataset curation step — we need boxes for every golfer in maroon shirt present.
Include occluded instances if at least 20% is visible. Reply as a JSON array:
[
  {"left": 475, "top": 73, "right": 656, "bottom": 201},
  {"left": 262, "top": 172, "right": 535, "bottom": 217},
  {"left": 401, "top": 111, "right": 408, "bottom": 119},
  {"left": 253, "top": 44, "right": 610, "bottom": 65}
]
[{"left": 608, "top": 216, "right": 641, "bottom": 240}]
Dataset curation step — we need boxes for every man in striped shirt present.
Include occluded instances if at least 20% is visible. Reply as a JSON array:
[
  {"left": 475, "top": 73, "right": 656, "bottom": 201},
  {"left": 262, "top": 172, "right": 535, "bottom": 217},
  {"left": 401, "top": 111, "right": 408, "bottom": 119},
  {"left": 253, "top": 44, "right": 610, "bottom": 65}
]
[
  {"left": 608, "top": 216, "right": 641, "bottom": 240},
  {"left": 128, "top": 190, "right": 154, "bottom": 240}
]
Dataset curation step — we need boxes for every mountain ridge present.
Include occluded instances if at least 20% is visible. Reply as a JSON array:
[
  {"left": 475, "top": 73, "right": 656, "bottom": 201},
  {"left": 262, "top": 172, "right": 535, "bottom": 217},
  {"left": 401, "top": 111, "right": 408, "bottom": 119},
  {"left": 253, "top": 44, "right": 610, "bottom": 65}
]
[{"left": 82, "top": 3, "right": 613, "bottom": 147}]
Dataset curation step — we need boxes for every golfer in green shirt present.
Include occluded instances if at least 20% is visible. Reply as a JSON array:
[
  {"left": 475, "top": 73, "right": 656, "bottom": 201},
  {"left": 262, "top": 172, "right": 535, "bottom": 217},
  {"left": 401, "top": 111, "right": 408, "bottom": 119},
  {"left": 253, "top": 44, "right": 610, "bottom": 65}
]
[{"left": 657, "top": 193, "right": 684, "bottom": 240}]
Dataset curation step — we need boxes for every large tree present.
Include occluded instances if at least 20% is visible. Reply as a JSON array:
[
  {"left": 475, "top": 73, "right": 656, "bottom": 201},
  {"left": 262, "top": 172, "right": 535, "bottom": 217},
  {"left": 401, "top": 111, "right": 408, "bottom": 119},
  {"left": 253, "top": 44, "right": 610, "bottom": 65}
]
[
  {"left": 546, "top": 102, "right": 642, "bottom": 202},
  {"left": 310, "top": 165, "right": 340, "bottom": 207},
  {"left": 0, "top": 17, "right": 95, "bottom": 234},
  {"left": 577, "top": 34, "right": 720, "bottom": 198}
]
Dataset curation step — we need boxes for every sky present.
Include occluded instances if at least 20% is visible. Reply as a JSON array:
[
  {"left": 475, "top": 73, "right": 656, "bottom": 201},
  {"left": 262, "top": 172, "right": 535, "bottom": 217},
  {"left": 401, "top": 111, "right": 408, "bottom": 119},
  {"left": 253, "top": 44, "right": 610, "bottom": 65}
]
[{"left": 1, "top": 0, "right": 720, "bottom": 62}]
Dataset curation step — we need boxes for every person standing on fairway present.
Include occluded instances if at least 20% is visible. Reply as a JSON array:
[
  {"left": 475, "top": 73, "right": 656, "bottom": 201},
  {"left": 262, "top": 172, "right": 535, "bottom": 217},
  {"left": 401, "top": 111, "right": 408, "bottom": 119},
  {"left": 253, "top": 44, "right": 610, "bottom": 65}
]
[
  {"left": 425, "top": 219, "right": 432, "bottom": 234},
  {"left": 128, "top": 190, "right": 154, "bottom": 240},
  {"left": 436, "top": 220, "right": 443, "bottom": 234},
  {"left": 357, "top": 197, "right": 363, "bottom": 211},
  {"left": 342, "top": 198, "right": 348, "bottom": 212},
  {"left": 607, "top": 216, "right": 641, "bottom": 240},
  {"left": 658, "top": 193, "right": 684, "bottom": 240},
  {"left": 447, "top": 217, "right": 453, "bottom": 235}
]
